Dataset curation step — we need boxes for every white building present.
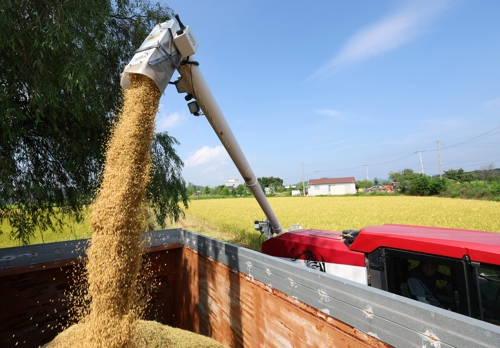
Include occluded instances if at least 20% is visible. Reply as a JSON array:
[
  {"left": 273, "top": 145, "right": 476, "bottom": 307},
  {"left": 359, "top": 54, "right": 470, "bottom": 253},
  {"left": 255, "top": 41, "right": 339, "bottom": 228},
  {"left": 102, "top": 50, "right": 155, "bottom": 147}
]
[
  {"left": 225, "top": 178, "right": 241, "bottom": 189},
  {"left": 308, "top": 177, "right": 357, "bottom": 196}
]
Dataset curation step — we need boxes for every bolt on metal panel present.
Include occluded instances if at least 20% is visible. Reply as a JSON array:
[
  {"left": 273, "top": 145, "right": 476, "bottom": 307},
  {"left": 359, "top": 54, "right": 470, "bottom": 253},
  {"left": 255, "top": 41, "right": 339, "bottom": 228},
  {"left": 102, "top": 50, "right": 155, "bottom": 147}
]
[
  {"left": 143, "top": 228, "right": 182, "bottom": 248},
  {"left": 181, "top": 230, "right": 500, "bottom": 348}
]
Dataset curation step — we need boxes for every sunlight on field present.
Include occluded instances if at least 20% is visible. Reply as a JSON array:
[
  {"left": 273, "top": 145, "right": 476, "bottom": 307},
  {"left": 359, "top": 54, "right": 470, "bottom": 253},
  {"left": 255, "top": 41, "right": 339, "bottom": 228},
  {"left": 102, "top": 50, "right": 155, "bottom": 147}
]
[
  {"left": 0, "top": 210, "right": 93, "bottom": 248},
  {"left": 184, "top": 196, "right": 500, "bottom": 238},
  {"left": 2, "top": 196, "right": 499, "bottom": 249}
]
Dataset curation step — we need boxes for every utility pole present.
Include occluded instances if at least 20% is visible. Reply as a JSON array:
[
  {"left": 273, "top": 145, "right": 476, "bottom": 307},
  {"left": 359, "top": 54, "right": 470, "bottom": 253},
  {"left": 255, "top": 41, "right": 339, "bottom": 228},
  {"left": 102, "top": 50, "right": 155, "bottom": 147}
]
[
  {"left": 364, "top": 165, "right": 369, "bottom": 181},
  {"left": 436, "top": 141, "right": 442, "bottom": 179},
  {"left": 415, "top": 150, "right": 425, "bottom": 174},
  {"left": 301, "top": 163, "right": 305, "bottom": 197}
]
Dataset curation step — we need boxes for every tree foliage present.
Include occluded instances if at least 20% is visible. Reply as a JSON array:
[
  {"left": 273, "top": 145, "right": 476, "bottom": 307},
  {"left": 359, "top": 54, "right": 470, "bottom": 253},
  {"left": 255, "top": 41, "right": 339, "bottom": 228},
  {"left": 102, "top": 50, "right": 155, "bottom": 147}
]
[
  {"left": 257, "top": 177, "right": 284, "bottom": 190},
  {"left": 356, "top": 179, "right": 373, "bottom": 189},
  {"left": 476, "top": 164, "right": 499, "bottom": 181},
  {"left": 407, "top": 175, "right": 448, "bottom": 196},
  {"left": 444, "top": 168, "right": 475, "bottom": 183},
  {"left": 388, "top": 168, "right": 417, "bottom": 183},
  {"left": 146, "top": 132, "right": 188, "bottom": 229},
  {"left": 0, "top": 0, "right": 187, "bottom": 244}
]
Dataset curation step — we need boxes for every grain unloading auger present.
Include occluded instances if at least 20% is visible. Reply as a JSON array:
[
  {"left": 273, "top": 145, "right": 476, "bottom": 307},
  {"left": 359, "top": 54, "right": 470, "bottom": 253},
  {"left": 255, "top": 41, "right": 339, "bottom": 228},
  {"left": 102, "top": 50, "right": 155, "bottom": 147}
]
[{"left": 121, "top": 15, "right": 283, "bottom": 239}]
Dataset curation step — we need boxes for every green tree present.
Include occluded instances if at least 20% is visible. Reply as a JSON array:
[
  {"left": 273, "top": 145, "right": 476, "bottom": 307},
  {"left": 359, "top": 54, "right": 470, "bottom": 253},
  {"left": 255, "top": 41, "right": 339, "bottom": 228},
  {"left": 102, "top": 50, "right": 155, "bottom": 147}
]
[
  {"left": 407, "top": 175, "right": 447, "bottom": 196},
  {"left": 388, "top": 168, "right": 418, "bottom": 192},
  {"left": 203, "top": 186, "right": 210, "bottom": 195},
  {"left": 211, "top": 185, "right": 224, "bottom": 196},
  {"left": 147, "top": 133, "right": 189, "bottom": 228},
  {"left": 444, "top": 168, "right": 475, "bottom": 183},
  {"left": 389, "top": 168, "right": 416, "bottom": 183},
  {"left": 0, "top": 0, "right": 188, "bottom": 244},
  {"left": 297, "top": 181, "right": 307, "bottom": 195},
  {"left": 236, "top": 184, "right": 246, "bottom": 196},
  {"left": 186, "top": 183, "right": 197, "bottom": 196},
  {"left": 356, "top": 179, "right": 373, "bottom": 189},
  {"left": 477, "top": 164, "right": 496, "bottom": 181},
  {"left": 221, "top": 186, "right": 230, "bottom": 196},
  {"left": 257, "top": 177, "right": 284, "bottom": 191}
]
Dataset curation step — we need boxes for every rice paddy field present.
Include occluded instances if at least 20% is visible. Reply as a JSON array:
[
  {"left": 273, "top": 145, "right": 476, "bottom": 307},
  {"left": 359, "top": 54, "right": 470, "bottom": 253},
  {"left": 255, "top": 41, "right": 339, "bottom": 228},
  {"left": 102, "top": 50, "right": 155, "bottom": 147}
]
[
  {"left": 183, "top": 196, "right": 500, "bottom": 250},
  {"left": 0, "top": 210, "right": 93, "bottom": 248},
  {"left": 1, "top": 196, "right": 499, "bottom": 250}
]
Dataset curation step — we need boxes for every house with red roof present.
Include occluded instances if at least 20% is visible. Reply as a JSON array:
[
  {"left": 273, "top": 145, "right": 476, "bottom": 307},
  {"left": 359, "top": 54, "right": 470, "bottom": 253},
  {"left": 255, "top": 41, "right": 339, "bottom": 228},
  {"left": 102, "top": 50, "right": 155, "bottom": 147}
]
[{"left": 308, "top": 177, "right": 357, "bottom": 196}]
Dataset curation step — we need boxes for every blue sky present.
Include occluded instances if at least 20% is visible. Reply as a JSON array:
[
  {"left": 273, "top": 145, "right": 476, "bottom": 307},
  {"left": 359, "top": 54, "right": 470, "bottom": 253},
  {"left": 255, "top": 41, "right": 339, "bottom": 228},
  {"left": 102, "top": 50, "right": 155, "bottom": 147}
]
[{"left": 155, "top": 0, "right": 500, "bottom": 187}]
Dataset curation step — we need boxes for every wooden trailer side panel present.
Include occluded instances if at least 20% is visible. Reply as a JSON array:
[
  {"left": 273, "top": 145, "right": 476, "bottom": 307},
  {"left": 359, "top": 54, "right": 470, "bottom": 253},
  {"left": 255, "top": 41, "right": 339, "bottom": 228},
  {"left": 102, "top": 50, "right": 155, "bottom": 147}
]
[
  {"left": 0, "top": 263, "right": 75, "bottom": 348},
  {"left": 0, "top": 245, "right": 181, "bottom": 348},
  {"left": 142, "top": 248, "right": 181, "bottom": 324},
  {"left": 175, "top": 246, "right": 389, "bottom": 348}
]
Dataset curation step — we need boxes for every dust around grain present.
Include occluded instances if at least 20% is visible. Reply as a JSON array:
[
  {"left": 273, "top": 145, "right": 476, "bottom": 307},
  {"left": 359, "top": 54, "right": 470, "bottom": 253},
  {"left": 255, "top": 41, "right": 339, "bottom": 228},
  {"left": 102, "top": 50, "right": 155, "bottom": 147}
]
[{"left": 45, "top": 74, "right": 222, "bottom": 347}]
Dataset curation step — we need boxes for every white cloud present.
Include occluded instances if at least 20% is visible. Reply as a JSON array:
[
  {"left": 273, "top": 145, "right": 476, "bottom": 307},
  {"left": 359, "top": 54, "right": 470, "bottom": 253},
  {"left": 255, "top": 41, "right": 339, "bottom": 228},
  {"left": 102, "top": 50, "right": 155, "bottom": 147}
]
[
  {"left": 201, "top": 164, "right": 219, "bottom": 173},
  {"left": 184, "top": 145, "right": 229, "bottom": 168},
  {"left": 312, "top": 0, "right": 452, "bottom": 77},
  {"left": 316, "top": 109, "right": 340, "bottom": 117},
  {"left": 483, "top": 96, "right": 500, "bottom": 109},
  {"left": 155, "top": 111, "right": 187, "bottom": 132}
]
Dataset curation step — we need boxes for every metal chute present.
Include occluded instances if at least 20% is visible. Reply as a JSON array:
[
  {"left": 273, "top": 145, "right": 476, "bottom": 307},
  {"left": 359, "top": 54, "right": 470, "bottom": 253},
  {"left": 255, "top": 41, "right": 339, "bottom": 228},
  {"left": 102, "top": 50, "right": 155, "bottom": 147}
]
[{"left": 121, "top": 15, "right": 282, "bottom": 239}]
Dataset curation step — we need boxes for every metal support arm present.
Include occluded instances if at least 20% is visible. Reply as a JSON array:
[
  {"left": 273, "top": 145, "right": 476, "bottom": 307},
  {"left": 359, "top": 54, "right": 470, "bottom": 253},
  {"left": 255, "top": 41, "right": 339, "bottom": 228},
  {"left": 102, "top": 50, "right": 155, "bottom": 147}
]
[{"left": 178, "top": 59, "right": 282, "bottom": 237}]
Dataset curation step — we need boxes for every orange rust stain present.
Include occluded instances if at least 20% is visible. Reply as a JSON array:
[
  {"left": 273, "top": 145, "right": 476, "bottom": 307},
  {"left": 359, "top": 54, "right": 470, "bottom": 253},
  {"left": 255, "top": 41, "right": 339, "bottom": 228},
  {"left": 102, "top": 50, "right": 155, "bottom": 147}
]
[{"left": 176, "top": 246, "right": 393, "bottom": 348}]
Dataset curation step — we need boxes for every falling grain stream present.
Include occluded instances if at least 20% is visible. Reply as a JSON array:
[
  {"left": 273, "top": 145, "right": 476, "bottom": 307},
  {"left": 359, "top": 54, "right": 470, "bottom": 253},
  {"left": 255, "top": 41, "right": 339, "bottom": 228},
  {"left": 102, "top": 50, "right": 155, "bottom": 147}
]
[{"left": 45, "top": 75, "right": 223, "bottom": 347}]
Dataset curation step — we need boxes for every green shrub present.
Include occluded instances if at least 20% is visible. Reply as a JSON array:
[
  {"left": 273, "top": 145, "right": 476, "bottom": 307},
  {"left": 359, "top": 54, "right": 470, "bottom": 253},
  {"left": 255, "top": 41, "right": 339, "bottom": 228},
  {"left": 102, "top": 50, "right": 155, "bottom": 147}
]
[{"left": 408, "top": 175, "right": 448, "bottom": 196}]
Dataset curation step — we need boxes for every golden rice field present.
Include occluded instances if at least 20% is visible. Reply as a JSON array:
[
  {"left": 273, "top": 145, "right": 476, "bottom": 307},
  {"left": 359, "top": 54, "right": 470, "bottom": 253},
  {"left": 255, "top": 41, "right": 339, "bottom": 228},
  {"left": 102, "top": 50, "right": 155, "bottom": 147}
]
[
  {"left": 0, "top": 210, "right": 93, "bottom": 248},
  {"left": 2, "top": 196, "right": 499, "bottom": 249},
  {"left": 184, "top": 196, "right": 500, "bottom": 240}
]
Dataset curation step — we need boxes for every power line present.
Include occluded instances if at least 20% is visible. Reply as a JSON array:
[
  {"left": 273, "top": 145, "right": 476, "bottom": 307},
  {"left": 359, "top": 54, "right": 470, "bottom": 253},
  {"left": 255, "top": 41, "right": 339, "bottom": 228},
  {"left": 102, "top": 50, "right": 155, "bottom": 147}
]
[
  {"left": 424, "top": 126, "right": 500, "bottom": 152},
  {"left": 286, "top": 128, "right": 500, "bottom": 181}
]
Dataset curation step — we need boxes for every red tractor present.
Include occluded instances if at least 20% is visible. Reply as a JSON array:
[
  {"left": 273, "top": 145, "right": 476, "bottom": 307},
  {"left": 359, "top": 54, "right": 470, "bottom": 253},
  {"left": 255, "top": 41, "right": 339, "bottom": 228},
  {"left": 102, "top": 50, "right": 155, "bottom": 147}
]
[{"left": 262, "top": 224, "right": 500, "bottom": 325}]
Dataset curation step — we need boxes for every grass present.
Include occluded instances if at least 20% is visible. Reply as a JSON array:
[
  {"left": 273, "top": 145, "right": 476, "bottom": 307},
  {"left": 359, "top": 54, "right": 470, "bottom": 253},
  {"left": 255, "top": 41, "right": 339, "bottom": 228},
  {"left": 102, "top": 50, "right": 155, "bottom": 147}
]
[
  {"left": 0, "top": 210, "right": 93, "bottom": 249},
  {"left": 0, "top": 209, "right": 245, "bottom": 249}
]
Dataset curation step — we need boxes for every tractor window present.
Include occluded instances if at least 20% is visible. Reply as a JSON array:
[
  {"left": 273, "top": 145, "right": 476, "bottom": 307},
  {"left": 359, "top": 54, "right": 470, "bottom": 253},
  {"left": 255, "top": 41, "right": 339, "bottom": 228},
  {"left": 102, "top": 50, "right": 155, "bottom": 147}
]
[
  {"left": 472, "top": 263, "right": 500, "bottom": 325},
  {"left": 383, "top": 249, "right": 469, "bottom": 316}
]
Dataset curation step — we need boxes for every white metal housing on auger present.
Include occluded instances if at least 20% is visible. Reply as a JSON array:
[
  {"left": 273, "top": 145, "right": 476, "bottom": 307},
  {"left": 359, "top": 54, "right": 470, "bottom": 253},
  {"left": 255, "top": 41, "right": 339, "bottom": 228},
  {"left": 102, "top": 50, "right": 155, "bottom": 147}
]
[
  {"left": 120, "top": 16, "right": 282, "bottom": 239},
  {"left": 120, "top": 16, "right": 198, "bottom": 94}
]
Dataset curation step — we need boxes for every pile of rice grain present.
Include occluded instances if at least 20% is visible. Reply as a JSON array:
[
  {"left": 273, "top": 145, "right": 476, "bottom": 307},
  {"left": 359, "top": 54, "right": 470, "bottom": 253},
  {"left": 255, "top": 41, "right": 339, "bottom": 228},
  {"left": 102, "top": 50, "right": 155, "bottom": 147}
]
[
  {"left": 45, "top": 74, "right": 224, "bottom": 348},
  {"left": 45, "top": 320, "right": 224, "bottom": 348}
]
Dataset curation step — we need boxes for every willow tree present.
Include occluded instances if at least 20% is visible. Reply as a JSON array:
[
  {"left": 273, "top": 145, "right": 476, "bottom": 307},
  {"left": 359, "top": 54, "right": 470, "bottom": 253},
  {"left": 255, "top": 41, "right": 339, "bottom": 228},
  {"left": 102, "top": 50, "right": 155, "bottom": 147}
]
[{"left": 0, "top": 0, "right": 188, "bottom": 244}]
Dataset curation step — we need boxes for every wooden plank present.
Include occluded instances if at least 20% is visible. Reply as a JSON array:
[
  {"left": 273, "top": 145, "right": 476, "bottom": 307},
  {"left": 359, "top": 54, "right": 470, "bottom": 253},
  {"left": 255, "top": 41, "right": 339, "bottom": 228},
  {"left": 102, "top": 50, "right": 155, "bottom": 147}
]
[{"left": 0, "top": 232, "right": 182, "bottom": 348}]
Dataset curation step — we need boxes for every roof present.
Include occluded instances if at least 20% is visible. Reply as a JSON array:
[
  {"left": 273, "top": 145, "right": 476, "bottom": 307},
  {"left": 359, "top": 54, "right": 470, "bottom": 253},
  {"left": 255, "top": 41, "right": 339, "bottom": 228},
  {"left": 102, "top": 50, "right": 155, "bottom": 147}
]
[
  {"left": 262, "top": 229, "right": 365, "bottom": 266},
  {"left": 350, "top": 224, "right": 500, "bottom": 266},
  {"left": 309, "top": 177, "right": 357, "bottom": 185}
]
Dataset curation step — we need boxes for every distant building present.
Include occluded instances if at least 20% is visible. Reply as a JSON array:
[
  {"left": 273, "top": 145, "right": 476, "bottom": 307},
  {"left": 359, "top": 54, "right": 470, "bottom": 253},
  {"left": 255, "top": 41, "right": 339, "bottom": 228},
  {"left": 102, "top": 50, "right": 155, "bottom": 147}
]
[
  {"left": 308, "top": 177, "right": 357, "bottom": 196},
  {"left": 225, "top": 178, "right": 241, "bottom": 189}
]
